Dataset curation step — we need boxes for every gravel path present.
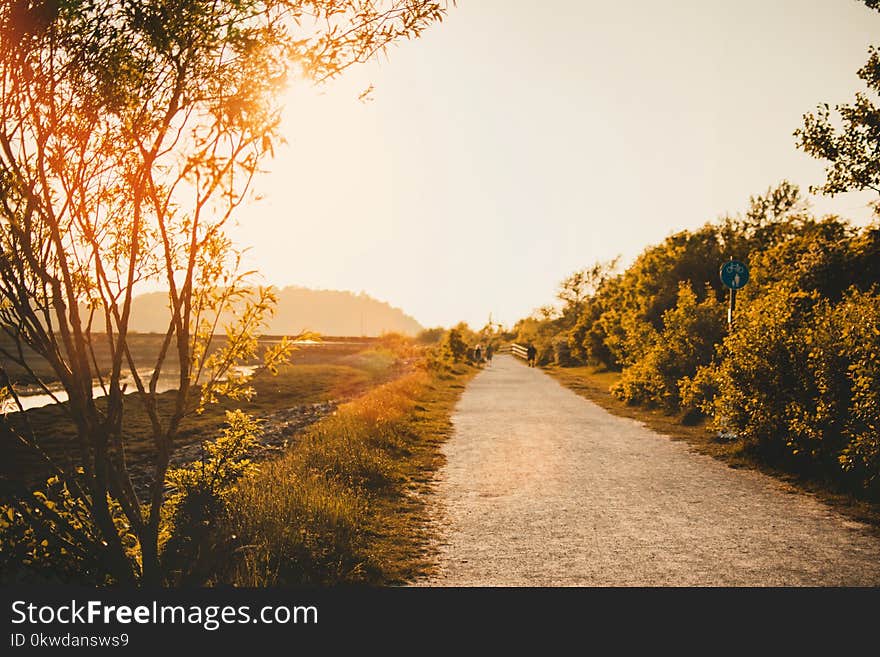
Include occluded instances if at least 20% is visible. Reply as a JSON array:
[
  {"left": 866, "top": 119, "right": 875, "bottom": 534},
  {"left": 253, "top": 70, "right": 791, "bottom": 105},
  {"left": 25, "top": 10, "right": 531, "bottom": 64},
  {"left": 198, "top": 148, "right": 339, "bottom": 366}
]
[{"left": 422, "top": 355, "right": 880, "bottom": 586}]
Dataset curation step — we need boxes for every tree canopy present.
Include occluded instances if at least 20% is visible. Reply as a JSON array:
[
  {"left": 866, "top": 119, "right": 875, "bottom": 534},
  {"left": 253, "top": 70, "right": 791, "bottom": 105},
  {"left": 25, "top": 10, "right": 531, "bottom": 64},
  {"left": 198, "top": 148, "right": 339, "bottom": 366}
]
[
  {"left": 0, "top": 0, "right": 449, "bottom": 585},
  {"left": 796, "top": 0, "right": 880, "bottom": 195}
]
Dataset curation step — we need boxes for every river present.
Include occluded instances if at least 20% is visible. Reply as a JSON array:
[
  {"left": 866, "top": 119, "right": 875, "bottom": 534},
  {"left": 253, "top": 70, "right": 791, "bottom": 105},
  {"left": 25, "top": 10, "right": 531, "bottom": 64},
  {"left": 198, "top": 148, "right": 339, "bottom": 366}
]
[{"left": 3, "top": 365, "right": 258, "bottom": 413}]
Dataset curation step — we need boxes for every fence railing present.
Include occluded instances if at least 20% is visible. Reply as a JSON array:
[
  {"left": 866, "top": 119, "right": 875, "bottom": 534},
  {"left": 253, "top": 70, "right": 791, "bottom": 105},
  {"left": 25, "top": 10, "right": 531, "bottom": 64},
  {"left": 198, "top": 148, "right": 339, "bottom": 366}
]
[{"left": 510, "top": 343, "right": 529, "bottom": 360}]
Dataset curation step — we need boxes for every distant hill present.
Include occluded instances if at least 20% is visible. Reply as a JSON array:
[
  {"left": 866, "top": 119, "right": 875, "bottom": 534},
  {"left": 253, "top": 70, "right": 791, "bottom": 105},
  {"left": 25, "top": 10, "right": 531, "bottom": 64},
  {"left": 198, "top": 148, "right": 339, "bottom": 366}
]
[{"left": 126, "top": 286, "right": 423, "bottom": 337}]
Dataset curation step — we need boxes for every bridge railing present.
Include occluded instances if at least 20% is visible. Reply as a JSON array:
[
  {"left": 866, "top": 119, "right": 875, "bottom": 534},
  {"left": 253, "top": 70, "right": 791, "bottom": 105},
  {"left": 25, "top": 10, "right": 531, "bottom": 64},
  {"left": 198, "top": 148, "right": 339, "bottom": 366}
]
[{"left": 509, "top": 343, "right": 529, "bottom": 360}]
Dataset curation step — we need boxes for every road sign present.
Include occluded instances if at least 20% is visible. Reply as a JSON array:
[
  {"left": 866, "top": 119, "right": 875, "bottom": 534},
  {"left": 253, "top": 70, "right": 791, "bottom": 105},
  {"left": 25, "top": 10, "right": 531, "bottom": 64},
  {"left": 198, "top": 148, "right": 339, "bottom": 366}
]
[{"left": 720, "top": 260, "right": 749, "bottom": 290}]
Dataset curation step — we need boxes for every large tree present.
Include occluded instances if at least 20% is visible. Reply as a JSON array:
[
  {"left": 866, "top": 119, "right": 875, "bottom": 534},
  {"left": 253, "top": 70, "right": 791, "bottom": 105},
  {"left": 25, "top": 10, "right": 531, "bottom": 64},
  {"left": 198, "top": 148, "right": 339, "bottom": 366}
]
[
  {"left": 795, "top": 0, "right": 880, "bottom": 195},
  {"left": 0, "top": 0, "right": 447, "bottom": 585}
]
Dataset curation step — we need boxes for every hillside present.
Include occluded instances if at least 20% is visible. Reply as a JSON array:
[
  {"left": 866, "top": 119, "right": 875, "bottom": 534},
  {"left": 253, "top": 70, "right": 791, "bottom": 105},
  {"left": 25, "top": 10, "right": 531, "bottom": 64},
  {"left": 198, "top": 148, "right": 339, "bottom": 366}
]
[{"left": 126, "top": 286, "right": 423, "bottom": 337}]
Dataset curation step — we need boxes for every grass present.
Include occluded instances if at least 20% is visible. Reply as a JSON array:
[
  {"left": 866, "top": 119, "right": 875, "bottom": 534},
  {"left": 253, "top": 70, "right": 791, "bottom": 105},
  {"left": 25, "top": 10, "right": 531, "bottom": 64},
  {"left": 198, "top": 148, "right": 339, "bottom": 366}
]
[
  {"left": 0, "top": 342, "right": 397, "bottom": 497},
  {"left": 213, "top": 362, "right": 477, "bottom": 586},
  {"left": 1, "top": 334, "right": 464, "bottom": 586},
  {"left": 546, "top": 364, "right": 880, "bottom": 531}
]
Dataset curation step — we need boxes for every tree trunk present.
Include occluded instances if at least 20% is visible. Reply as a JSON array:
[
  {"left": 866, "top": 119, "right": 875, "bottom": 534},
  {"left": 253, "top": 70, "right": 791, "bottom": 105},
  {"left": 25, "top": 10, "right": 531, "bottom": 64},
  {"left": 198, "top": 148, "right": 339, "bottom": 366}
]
[
  {"left": 88, "top": 476, "right": 137, "bottom": 586},
  {"left": 140, "top": 442, "right": 173, "bottom": 587},
  {"left": 140, "top": 525, "right": 162, "bottom": 587},
  {"left": 86, "top": 419, "right": 137, "bottom": 586}
]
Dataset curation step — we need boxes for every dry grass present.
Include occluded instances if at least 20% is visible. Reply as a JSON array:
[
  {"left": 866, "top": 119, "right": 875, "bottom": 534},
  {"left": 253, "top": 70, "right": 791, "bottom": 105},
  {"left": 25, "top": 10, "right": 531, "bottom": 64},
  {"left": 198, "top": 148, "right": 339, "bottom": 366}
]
[
  {"left": 215, "top": 364, "right": 476, "bottom": 586},
  {"left": 546, "top": 365, "right": 880, "bottom": 530}
]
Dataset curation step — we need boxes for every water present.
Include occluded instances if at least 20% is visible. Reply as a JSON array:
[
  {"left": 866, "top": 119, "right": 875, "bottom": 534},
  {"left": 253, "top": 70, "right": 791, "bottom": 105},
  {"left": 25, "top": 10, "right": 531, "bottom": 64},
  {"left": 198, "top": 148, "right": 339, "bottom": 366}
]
[{"left": 3, "top": 365, "right": 258, "bottom": 413}]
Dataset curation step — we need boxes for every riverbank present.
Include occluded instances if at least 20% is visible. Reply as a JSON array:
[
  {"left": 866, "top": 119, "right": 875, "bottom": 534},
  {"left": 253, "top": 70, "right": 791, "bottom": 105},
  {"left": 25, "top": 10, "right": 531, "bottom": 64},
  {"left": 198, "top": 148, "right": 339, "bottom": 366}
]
[{"left": 0, "top": 343, "right": 404, "bottom": 497}]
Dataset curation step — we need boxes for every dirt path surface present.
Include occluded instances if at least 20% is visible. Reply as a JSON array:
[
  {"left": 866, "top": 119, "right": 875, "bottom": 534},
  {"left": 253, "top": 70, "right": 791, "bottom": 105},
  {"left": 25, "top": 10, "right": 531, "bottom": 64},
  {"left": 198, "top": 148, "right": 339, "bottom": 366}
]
[{"left": 421, "top": 355, "right": 880, "bottom": 586}]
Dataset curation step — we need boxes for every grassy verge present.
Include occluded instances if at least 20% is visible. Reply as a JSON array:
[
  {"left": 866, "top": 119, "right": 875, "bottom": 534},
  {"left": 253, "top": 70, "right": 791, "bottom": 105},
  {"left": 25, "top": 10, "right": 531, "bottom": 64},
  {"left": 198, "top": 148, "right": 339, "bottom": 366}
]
[
  {"left": 213, "top": 363, "right": 476, "bottom": 586},
  {"left": 546, "top": 365, "right": 880, "bottom": 530}
]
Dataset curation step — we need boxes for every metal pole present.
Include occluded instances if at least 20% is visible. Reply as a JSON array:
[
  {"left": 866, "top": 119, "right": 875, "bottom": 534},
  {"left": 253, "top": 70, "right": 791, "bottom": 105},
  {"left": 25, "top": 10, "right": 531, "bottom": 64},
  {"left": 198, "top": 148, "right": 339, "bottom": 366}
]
[{"left": 728, "top": 288, "right": 736, "bottom": 331}]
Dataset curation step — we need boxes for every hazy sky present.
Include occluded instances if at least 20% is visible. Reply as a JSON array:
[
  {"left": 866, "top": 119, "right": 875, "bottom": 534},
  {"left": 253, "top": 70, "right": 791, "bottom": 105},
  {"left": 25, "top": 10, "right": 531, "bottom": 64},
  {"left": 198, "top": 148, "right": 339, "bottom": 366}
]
[{"left": 231, "top": 0, "right": 880, "bottom": 330}]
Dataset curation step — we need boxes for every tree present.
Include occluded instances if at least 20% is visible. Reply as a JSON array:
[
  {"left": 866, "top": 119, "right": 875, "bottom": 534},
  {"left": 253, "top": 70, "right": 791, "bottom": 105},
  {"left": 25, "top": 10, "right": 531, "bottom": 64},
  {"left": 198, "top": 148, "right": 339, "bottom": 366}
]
[
  {"left": 534, "top": 305, "right": 559, "bottom": 321},
  {"left": 442, "top": 326, "right": 468, "bottom": 363},
  {"left": 556, "top": 258, "right": 618, "bottom": 325},
  {"left": 557, "top": 270, "right": 590, "bottom": 313},
  {"left": 0, "top": 0, "right": 448, "bottom": 585},
  {"left": 795, "top": 1, "right": 880, "bottom": 195}
]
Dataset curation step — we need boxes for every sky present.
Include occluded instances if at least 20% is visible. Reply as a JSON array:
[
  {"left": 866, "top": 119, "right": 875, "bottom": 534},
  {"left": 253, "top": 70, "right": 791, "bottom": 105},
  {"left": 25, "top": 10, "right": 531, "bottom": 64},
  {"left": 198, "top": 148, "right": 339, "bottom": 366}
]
[{"left": 230, "top": 0, "right": 880, "bottom": 330}]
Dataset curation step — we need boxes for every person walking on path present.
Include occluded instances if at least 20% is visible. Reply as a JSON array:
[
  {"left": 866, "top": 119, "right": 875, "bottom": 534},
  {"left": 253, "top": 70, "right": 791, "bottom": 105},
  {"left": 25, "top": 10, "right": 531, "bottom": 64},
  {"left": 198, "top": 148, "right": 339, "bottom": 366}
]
[
  {"left": 526, "top": 343, "right": 537, "bottom": 367},
  {"left": 474, "top": 343, "right": 483, "bottom": 364},
  {"left": 485, "top": 343, "right": 494, "bottom": 366}
]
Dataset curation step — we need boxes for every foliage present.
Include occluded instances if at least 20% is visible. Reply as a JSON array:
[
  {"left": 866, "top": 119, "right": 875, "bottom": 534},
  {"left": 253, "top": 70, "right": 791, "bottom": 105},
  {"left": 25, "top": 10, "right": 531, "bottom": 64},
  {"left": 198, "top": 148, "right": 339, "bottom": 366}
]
[
  {"left": 0, "top": 472, "right": 138, "bottom": 584},
  {"left": 568, "top": 295, "right": 613, "bottom": 367},
  {"left": 522, "top": 175, "right": 880, "bottom": 497},
  {"left": 611, "top": 283, "right": 725, "bottom": 411},
  {"left": 417, "top": 327, "right": 446, "bottom": 344},
  {"left": 512, "top": 315, "right": 559, "bottom": 366},
  {"left": 160, "top": 410, "right": 261, "bottom": 585},
  {"left": 422, "top": 324, "right": 481, "bottom": 372},
  {"left": 834, "top": 290, "right": 880, "bottom": 491},
  {"left": 375, "top": 333, "right": 418, "bottom": 360},
  {"left": 552, "top": 335, "right": 576, "bottom": 367},
  {"left": 0, "top": 0, "right": 448, "bottom": 584},
  {"left": 693, "top": 285, "right": 880, "bottom": 494},
  {"left": 795, "top": 1, "right": 880, "bottom": 195},
  {"left": 441, "top": 326, "right": 470, "bottom": 363},
  {"left": 556, "top": 259, "right": 618, "bottom": 327}
]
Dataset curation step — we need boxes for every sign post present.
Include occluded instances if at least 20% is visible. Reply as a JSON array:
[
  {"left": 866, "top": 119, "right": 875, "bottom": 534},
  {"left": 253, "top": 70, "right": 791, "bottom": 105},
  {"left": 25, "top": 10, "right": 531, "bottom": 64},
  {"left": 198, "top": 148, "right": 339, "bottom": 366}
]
[{"left": 719, "top": 259, "right": 749, "bottom": 329}]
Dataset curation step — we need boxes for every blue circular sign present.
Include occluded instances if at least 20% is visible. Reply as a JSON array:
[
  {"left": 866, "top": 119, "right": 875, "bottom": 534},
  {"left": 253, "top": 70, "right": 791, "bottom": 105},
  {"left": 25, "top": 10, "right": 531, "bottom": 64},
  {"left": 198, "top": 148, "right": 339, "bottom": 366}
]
[{"left": 720, "top": 260, "right": 749, "bottom": 290}]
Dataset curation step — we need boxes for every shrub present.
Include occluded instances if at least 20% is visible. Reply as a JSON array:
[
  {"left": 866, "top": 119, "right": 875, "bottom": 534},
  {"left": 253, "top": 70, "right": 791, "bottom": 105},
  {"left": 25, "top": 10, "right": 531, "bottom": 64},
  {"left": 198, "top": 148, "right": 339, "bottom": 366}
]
[
  {"left": 678, "top": 362, "right": 720, "bottom": 421},
  {"left": 375, "top": 333, "right": 418, "bottom": 360},
  {"left": 552, "top": 335, "right": 577, "bottom": 366},
  {"left": 442, "top": 328, "right": 469, "bottom": 363},
  {"left": 700, "top": 284, "right": 820, "bottom": 459},
  {"left": 703, "top": 284, "right": 880, "bottom": 494},
  {"left": 535, "top": 338, "right": 555, "bottom": 366},
  {"left": 160, "top": 410, "right": 262, "bottom": 585},
  {"left": 416, "top": 327, "right": 445, "bottom": 344},
  {"left": 0, "top": 472, "right": 138, "bottom": 585},
  {"left": 611, "top": 284, "right": 725, "bottom": 411},
  {"left": 825, "top": 290, "right": 880, "bottom": 492},
  {"left": 423, "top": 343, "right": 450, "bottom": 372},
  {"left": 569, "top": 305, "right": 615, "bottom": 368}
]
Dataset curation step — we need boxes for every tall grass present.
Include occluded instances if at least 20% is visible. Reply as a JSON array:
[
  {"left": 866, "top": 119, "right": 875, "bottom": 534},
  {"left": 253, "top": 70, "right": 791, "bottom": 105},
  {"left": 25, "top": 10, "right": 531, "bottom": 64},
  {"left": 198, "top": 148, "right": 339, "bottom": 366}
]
[
  {"left": 214, "top": 369, "right": 455, "bottom": 586},
  {"left": 226, "top": 470, "right": 370, "bottom": 586}
]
